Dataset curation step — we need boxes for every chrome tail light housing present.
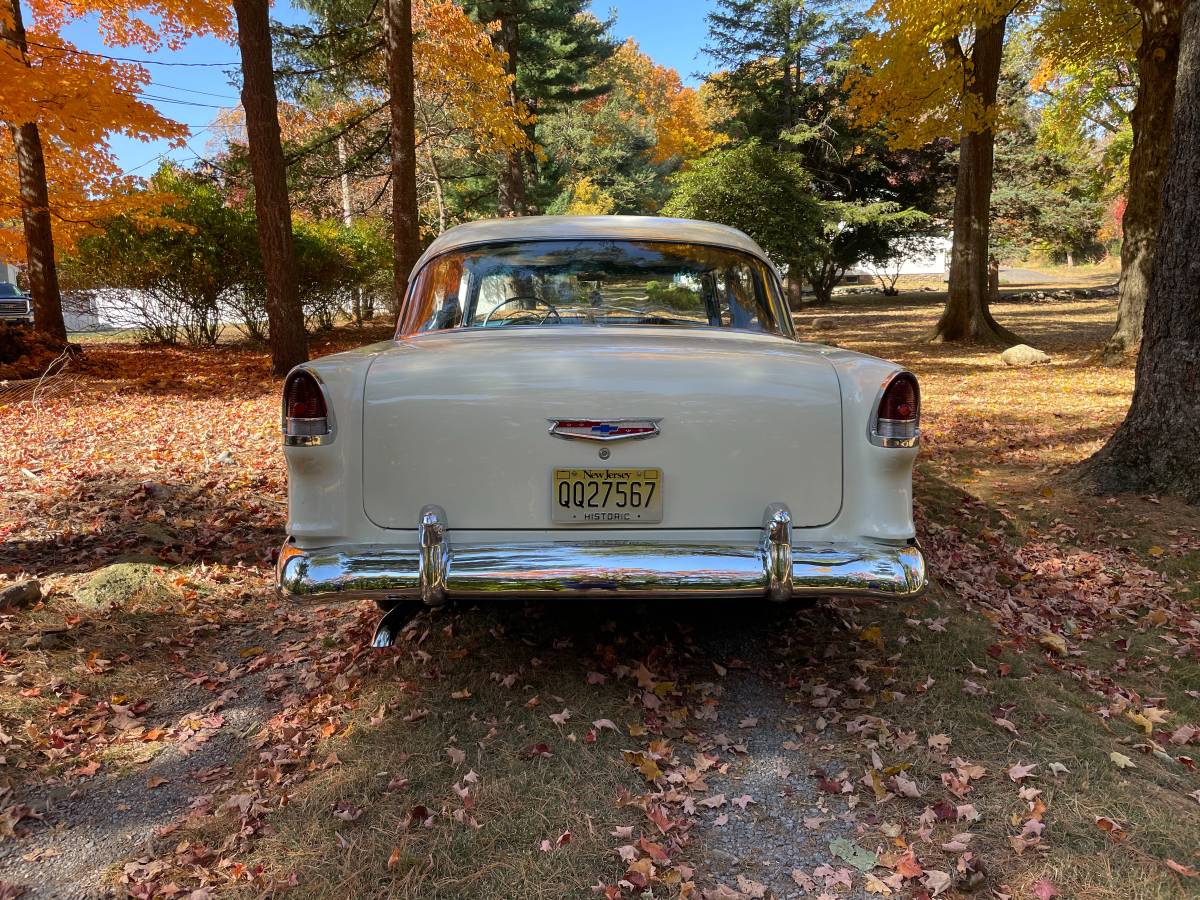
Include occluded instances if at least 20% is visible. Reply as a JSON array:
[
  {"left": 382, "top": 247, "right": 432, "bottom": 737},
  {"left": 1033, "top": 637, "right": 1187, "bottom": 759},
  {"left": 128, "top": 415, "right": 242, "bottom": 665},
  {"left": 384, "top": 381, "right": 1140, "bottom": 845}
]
[
  {"left": 283, "top": 369, "right": 334, "bottom": 445},
  {"left": 870, "top": 371, "right": 919, "bottom": 447}
]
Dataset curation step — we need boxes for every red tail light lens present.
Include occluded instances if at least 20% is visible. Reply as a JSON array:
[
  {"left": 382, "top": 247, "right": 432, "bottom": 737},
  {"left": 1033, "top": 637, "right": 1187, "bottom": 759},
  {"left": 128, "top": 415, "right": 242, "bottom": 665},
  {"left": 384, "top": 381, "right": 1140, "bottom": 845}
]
[
  {"left": 873, "top": 372, "right": 919, "bottom": 446},
  {"left": 283, "top": 370, "right": 330, "bottom": 443}
]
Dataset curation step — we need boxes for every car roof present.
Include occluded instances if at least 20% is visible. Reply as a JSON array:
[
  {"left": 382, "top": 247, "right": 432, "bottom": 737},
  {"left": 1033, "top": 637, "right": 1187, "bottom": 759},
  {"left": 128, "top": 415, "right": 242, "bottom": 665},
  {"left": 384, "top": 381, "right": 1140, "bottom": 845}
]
[{"left": 412, "top": 215, "right": 775, "bottom": 274}]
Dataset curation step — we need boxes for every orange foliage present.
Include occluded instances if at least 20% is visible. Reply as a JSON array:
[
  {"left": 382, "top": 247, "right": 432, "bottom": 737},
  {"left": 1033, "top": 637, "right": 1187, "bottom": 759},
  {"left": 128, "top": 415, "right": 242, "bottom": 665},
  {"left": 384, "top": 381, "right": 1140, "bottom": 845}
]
[
  {"left": 0, "top": 1, "right": 231, "bottom": 261},
  {"left": 605, "top": 39, "right": 720, "bottom": 164}
]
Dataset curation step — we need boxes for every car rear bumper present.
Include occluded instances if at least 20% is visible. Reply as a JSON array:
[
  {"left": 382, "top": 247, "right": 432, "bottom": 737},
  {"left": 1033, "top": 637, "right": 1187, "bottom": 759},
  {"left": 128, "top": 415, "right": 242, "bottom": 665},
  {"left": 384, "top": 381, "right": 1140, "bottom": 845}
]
[{"left": 276, "top": 504, "right": 927, "bottom": 604}]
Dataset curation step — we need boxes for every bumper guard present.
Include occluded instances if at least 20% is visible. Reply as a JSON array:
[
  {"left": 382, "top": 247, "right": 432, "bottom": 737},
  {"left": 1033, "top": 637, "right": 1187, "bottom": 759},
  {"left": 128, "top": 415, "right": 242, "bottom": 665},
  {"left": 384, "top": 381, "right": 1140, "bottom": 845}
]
[{"left": 277, "top": 504, "right": 926, "bottom": 604}]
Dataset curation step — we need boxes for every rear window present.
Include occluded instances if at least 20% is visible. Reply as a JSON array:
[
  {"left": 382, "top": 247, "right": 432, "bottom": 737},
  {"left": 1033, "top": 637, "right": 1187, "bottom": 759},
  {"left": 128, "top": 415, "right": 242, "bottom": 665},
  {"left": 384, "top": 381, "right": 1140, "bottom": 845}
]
[{"left": 398, "top": 239, "right": 791, "bottom": 337}]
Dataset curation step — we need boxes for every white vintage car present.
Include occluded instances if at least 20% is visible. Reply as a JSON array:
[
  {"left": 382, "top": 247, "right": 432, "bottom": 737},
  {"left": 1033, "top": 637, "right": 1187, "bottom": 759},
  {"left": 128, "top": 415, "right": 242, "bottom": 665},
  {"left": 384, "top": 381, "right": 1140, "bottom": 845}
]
[{"left": 277, "top": 216, "right": 926, "bottom": 645}]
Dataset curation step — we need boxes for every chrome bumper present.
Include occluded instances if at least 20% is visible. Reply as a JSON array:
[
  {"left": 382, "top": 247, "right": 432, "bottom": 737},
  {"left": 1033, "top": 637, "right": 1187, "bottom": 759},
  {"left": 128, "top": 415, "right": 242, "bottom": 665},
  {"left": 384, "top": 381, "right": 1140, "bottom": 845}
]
[{"left": 277, "top": 504, "right": 926, "bottom": 605}]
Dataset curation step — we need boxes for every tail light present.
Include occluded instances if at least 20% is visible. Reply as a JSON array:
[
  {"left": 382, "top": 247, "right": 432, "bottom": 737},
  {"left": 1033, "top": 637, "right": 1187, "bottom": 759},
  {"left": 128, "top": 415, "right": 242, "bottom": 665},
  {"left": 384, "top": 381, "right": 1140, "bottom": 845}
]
[
  {"left": 871, "top": 372, "right": 919, "bottom": 447},
  {"left": 283, "top": 370, "right": 332, "bottom": 445}
]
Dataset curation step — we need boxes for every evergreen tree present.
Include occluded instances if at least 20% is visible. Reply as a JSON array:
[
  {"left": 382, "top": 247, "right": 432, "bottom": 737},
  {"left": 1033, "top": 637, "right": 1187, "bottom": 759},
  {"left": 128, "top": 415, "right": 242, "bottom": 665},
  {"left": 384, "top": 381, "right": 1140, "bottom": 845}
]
[{"left": 460, "top": 0, "right": 615, "bottom": 212}]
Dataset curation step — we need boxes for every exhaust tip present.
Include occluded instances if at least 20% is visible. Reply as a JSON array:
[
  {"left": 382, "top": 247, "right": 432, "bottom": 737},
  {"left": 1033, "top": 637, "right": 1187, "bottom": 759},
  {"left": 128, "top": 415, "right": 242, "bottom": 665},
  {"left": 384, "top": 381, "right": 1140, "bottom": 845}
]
[{"left": 371, "top": 600, "right": 421, "bottom": 648}]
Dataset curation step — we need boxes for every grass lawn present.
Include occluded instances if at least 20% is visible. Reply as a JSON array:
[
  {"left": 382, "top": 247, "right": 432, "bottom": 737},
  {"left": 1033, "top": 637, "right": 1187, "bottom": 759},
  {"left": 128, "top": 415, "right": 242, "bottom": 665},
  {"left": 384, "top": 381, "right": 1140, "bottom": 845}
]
[{"left": 2, "top": 283, "right": 1198, "bottom": 899}]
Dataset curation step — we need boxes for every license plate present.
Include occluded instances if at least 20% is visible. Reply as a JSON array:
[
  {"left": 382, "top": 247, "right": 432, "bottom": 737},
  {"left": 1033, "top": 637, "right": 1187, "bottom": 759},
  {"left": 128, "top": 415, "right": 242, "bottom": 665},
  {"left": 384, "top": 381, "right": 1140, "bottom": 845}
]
[{"left": 552, "top": 468, "right": 663, "bottom": 524}]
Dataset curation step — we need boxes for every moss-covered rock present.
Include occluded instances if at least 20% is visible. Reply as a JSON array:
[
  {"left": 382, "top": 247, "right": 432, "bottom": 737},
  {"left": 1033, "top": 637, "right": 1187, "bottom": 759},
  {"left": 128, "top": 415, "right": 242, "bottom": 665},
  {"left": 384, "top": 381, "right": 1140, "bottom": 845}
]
[{"left": 76, "top": 563, "right": 172, "bottom": 608}]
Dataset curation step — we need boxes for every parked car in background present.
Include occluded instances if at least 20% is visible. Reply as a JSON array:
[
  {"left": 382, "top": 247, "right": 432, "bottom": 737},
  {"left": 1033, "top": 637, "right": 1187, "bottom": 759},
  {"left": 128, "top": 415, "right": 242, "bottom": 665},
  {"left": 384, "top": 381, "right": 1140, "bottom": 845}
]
[
  {"left": 275, "top": 216, "right": 927, "bottom": 645},
  {"left": 0, "top": 283, "right": 33, "bottom": 325}
]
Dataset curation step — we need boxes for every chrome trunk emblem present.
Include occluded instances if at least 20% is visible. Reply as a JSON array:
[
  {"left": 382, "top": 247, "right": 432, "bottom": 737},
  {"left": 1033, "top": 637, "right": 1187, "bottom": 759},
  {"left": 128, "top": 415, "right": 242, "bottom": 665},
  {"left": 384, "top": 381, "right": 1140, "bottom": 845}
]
[{"left": 547, "top": 418, "right": 662, "bottom": 442}]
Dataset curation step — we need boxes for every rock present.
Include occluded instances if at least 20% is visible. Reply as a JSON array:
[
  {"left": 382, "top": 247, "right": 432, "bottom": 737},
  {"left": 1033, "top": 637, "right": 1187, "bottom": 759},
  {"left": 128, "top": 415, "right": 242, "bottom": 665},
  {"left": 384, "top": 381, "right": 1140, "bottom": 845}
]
[
  {"left": 24, "top": 628, "right": 70, "bottom": 651},
  {"left": 1053, "top": 290, "right": 1074, "bottom": 300},
  {"left": 1000, "top": 344, "right": 1051, "bottom": 367},
  {"left": 811, "top": 317, "right": 837, "bottom": 331},
  {"left": 76, "top": 563, "right": 171, "bottom": 609},
  {"left": 136, "top": 522, "right": 176, "bottom": 546},
  {"left": 0, "top": 579, "right": 42, "bottom": 609},
  {"left": 1073, "top": 288, "right": 1091, "bottom": 298}
]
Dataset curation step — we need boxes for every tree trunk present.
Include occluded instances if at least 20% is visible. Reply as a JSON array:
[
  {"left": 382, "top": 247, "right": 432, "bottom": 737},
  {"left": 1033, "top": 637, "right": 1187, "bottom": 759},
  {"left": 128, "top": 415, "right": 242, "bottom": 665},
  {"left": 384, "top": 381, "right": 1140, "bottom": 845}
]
[
  {"left": 804, "top": 261, "right": 840, "bottom": 305},
  {"left": 1082, "top": 0, "right": 1200, "bottom": 501},
  {"left": 1099, "top": 1, "right": 1183, "bottom": 363},
  {"left": 233, "top": 0, "right": 308, "bottom": 376},
  {"left": 785, "top": 263, "right": 804, "bottom": 310},
  {"left": 2, "top": 0, "right": 66, "bottom": 344},
  {"left": 929, "top": 17, "right": 1021, "bottom": 346},
  {"left": 385, "top": 0, "right": 421, "bottom": 317},
  {"left": 494, "top": 13, "right": 526, "bottom": 215}
]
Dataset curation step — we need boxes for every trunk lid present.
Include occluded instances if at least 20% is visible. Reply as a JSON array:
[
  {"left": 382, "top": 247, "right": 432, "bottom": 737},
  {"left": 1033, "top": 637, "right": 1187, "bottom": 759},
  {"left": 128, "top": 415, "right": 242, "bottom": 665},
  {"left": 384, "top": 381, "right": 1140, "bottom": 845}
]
[{"left": 362, "top": 327, "right": 842, "bottom": 530}]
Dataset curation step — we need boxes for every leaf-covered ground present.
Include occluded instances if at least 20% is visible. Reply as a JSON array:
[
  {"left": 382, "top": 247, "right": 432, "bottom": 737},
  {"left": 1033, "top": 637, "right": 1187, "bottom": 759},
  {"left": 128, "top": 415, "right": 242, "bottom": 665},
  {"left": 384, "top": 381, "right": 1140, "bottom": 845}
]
[{"left": 2, "top": 282, "right": 1198, "bottom": 899}]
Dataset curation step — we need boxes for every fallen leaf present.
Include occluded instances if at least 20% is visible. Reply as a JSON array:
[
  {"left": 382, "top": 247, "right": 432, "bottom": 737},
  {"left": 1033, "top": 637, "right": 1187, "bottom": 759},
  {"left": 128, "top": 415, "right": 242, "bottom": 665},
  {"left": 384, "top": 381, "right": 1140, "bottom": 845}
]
[
  {"left": 1109, "top": 751, "right": 1137, "bottom": 770},
  {"left": 1038, "top": 633, "right": 1068, "bottom": 656},
  {"left": 1007, "top": 762, "right": 1037, "bottom": 781},
  {"left": 736, "top": 874, "right": 767, "bottom": 898},
  {"left": 829, "top": 836, "right": 879, "bottom": 872}
]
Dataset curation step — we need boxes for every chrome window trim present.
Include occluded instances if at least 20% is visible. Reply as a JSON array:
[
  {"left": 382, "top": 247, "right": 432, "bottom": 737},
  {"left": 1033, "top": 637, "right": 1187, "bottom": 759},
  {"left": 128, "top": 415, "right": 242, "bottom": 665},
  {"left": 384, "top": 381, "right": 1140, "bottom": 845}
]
[
  {"left": 868, "top": 370, "right": 920, "bottom": 449},
  {"left": 396, "top": 238, "right": 796, "bottom": 340},
  {"left": 282, "top": 367, "right": 337, "bottom": 447}
]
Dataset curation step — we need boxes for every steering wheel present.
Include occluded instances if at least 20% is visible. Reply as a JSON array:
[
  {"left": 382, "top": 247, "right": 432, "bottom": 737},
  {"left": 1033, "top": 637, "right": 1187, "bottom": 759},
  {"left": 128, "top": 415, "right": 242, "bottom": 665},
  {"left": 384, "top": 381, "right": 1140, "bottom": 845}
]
[{"left": 481, "top": 295, "right": 562, "bottom": 326}]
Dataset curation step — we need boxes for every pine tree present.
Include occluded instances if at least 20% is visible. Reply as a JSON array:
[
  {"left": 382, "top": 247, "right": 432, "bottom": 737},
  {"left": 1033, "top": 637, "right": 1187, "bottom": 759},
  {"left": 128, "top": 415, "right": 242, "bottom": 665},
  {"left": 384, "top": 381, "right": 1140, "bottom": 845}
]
[{"left": 460, "top": 0, "right": 615, "bottom": 213}]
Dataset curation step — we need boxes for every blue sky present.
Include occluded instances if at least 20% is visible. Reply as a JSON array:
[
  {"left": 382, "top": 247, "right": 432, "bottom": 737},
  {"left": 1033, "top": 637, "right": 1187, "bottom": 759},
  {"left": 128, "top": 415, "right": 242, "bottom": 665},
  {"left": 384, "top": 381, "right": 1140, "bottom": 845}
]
[{"left": 60, "top": 0, "right": 718, "bottom": 176}]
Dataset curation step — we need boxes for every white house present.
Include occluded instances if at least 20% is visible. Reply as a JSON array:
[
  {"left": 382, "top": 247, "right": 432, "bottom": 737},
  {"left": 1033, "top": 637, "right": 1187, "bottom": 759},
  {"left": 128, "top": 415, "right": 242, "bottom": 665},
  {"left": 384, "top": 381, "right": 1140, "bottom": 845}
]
[
  {"left": 843, "top": 234, "right": 952, "bottom": 284},
  {"left": 1, "top": 259, "right": 17, "bottom": 285}
]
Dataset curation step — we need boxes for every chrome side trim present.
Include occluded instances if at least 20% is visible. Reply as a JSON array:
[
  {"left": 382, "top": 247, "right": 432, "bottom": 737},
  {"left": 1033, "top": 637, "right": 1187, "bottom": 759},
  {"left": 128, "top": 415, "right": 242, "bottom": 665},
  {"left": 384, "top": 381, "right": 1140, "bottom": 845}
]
[
  {"left": 276, "top": 504, "right": 928, "bottom": 605},
  {"left": 760, "top": 502, "right": 793, "bottom": 602}
]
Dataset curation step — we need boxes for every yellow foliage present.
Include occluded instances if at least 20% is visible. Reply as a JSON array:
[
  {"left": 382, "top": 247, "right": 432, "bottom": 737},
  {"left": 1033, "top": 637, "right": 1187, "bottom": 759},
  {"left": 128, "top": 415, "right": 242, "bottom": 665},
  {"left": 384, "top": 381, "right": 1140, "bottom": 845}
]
[
  {"left": 846, "top": 0, "right": 1033, "bottom": 148},
  {"left": 563, "top": 176, "right": 615, "bottom": 215},
  {"left": 360, "top": 0, "right": 533, "bottom": 155}
]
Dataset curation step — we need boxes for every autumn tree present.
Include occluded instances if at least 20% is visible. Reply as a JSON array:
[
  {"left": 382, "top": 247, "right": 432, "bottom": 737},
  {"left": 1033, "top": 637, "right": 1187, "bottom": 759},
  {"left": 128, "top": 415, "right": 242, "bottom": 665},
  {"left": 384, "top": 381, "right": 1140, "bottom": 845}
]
[
  {"left": 1, "top": 0, "right": 228, "bottom": 344},
  {"left": 274, "top": 0, "right": 532, "bottom": 233},
  {"left": 540, "top": 39, "right": 719, "bottom": 214},
  {"left": 1082, "top": 0, "right": 1200, "bottom": 501},
  {"left": 848, "top": 1, "right": 1023, "bottom": 345},
  {"left": 232, "top": 0, "right": 308, "bottom": 374}
]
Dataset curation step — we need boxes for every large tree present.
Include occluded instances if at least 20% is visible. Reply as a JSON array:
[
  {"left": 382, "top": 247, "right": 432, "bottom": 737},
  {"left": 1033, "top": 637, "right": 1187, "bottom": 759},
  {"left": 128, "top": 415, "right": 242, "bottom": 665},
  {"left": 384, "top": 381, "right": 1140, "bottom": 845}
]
[
  {"left": 274, "top": 0, "right": 531, "bottom": 234},
  {"left": 1098, "top": 2, "right": 1183, "bottom": 360},
  {"left": 3, "top": 0, "right": 64, "bottom": 342},
  {"left": 460, "top": 0, "right": 615, "bottom": 213},
  {"left": 1, "top": 0, "right": 229, "bottom": 344},
  {"left": 1082, "top": 0, "right": 1199, "bottom": 500},
  {"left": 849, "top": 2, "right": 1022, "bottom": 344},
  {"left": 384, "top": 0, "right": 420, "bottom": 313},
  {"left": 233, "top": 0, "right": 308, "bottom": 374}
]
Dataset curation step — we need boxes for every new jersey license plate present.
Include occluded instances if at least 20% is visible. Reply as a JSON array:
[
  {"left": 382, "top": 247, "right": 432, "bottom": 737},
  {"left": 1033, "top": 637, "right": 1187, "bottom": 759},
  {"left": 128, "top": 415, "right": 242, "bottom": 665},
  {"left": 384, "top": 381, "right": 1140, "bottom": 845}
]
[{"left": 552, "top": 468, "right": 663, "bottom": 524}]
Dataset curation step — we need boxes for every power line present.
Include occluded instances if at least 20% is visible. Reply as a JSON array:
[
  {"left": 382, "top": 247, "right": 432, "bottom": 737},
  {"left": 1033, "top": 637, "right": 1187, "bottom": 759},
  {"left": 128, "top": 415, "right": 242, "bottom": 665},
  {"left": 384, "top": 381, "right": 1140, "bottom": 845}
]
[
  {"left": 146, "top": 80, "right": 240, "bottom": 101},
  {"left": 26, "top": 39, "right": 237, "bottom": 68},
  {"left": 136, "top": 91, "right": 231, "bottom": 109}
]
